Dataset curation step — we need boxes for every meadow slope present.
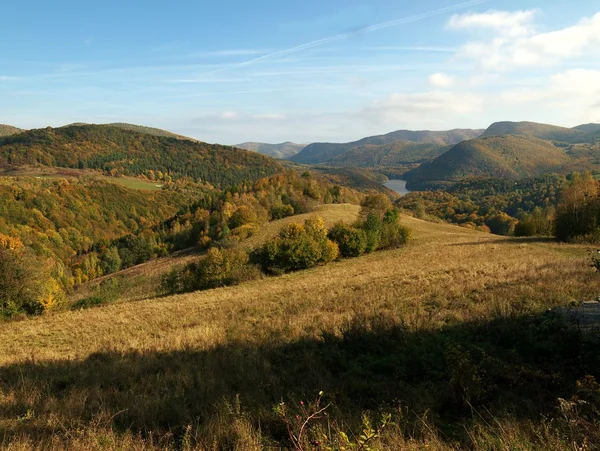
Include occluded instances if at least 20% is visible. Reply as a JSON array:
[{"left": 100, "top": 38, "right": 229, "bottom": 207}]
[{"left": 1, "top": 208, "right": 599, "bottom": 449}]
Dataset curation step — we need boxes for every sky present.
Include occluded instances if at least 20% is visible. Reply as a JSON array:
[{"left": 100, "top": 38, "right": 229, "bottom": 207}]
[{"left": 1, "top": 0, "right": 599, "bottom": 145}]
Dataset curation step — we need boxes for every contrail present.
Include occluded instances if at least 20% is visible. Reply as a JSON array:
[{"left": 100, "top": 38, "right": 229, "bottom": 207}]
[{"left": 209, "top": 0, "right": 488, "bottom": 74}]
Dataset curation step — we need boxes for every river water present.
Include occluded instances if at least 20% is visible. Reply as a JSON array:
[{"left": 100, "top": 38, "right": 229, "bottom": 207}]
[{"left": 384, "top": 179, "right": 410, "bottom": 196}]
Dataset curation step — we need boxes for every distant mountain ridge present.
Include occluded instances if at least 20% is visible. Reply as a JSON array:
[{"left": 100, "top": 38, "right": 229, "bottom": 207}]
[
  {"left": 235, "top": 141, "right": 305, "bottom": 159},
  {"left": 0, "top": 125, "right": 24, "bottom": 137},
  {"left": 289, "top": 128, "right": 484, "bottom": 164},
  {"left": 404, "top": 121, "right": 600, "bottom": 190},
  {"left": 481, "top": 121, "right": 600, "bottom": 143}
]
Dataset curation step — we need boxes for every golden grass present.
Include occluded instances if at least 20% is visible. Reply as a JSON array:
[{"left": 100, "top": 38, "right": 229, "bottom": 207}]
[
  {"left": 2, "top": 211, "right": 596, "bottom": 364},
  {"left": 1, "top": 208, "right": 599, "bottom": 449}
]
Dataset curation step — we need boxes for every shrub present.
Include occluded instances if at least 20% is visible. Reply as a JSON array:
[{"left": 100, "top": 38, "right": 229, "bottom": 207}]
[
  {"left": 485, "top": 213, "right": 518, "bottom": 236},
  {"left": 229, "top": 206, "right": 258, "bottom": 229},
  {"left": 363, "top": 213, "right": 382, "bottom": 253},
  {"left": 514, "top": 220, "right": 537, "bottom": 237},
  {"left": 188, "top": 247, "right": 254, "bottom": 291},
  {"left": 328, "top": 223, "right": 367, "bottom": 258},
  {"left": 360, "top": 194, "right": 394, "bottom": 220},
  {"left": 257, "top": 216, "right": 338, "bottom": 273},
  {"left": 380, "top": 221, "right": 412, "bottom": 249},
  {"left": 270, "top": 204, "right": 295, "bottom": 220}
]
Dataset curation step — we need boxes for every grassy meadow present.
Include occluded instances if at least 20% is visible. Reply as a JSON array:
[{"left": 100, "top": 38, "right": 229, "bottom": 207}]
[
  {"left": 0, "top": 167, "right": 164, "bottom": 191},
  {"left": 1, "top": 206, "right": 599, "bottom": 450}
]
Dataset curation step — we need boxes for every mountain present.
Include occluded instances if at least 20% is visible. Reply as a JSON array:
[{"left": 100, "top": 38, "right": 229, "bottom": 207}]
[
  {"left": 480, "top": 121, "right": 585, "bottom": 142},
  {"left": 289, "top": 128, "right": 484, "bottom": 164},
  {"left": 403, "top": 135, "right": 571, "bottom": 190},
  {"left": 573, "top": 123, "right": 600, "bottom": 134},
  {"left": 328, "top": 141, "right": 451, "bottom": 167},
  {"left": 235, "top": 141, "right": 305, "bottom": 159},
  {"left": 0, "top": 125, "right": 24, "bottom": 137},
  {"left": 0, "top": 124, "right": 281, "bottom": 187}
]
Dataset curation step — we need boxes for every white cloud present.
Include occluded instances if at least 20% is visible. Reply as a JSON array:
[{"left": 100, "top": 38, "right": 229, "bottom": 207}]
[
  {"left": 428, "top": 72, "right": 455, "bottom": 88},
  {"left": 498, "top": 69, "right": 600, "bottom": 124},
  {"left": 365, "top": 90, "right": 484, "bottom": 126},
  {"left": 451, "top": 11, "right": 600, "bottom": 71},
  {"left": 219, "top": 111, "right": 239, "bottom": 120},
  {"left": 449, "top": 10, "right": 537, "bottom": 37}
]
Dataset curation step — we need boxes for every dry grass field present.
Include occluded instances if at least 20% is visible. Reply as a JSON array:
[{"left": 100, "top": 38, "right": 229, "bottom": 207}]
[{"left": 1, "top": 206, "right": 599, "bottom": 450}]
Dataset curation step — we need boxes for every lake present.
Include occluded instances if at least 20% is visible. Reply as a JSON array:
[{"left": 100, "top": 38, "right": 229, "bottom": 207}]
[{"left": 384, "top": 179, "right": 410, "bottom": 196}]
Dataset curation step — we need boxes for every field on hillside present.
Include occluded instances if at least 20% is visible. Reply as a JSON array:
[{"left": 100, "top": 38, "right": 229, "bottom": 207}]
[
  {"left": 0, "top": 167, "right": 164, "bottom": 191},
  {"left": 1, "top": 210, "right": 599, "bottom": 449}
]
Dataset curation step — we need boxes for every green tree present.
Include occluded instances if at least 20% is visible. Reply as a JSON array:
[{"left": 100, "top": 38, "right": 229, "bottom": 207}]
[
  {"left": 554, "top": 173, "right": 600, "bottom": 241},
  {"left": 258, "top": 216, "right": 338, "bottom": 273},
  {"left": 328, "top": 223, "right": 367, "bottom": 258}
]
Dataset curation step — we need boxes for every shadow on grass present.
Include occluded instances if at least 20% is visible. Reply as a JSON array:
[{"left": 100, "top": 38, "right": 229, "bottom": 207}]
[{"left": 1, "top": 311, "right": 599, "bottom": 446}]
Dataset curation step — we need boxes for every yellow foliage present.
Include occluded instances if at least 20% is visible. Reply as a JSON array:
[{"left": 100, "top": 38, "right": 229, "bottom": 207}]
[{"left": 0, "top": 233, "right": 23, "bottom": 251}]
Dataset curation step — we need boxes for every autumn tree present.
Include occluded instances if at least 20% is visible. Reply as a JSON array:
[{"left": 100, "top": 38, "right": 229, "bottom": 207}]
[
  {"left": 554, "top": 173, "right": 600, "bottom": 241},
  {"left": 0, "top": 233, "right": 64, "bottom": 316}
]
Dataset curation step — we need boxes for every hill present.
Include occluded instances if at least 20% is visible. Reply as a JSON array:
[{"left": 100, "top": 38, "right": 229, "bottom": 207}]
[
  {"left": 328, "top": 140, "right": 451, "bottom": 167},
  {"left": 0, "top": 124, "right": 23, "bottom": 137},
  {"left": 289, "top": 128, "right": 484, "bottom": 164},
  {"left": 60, "top": 122, "right": 198, "bottom": 141},
  {"left": 481, "top": 121, "right": 586, "bottom": 142},
  {"left": 404, "top": 135, "right": 571, "bottom": 190},
  {"left": 105, "top": 123, "right": 200, "bottom": 141},
  {"left": 0, "top": 211, "right": 597, "bottom": 449},
  {"left": 0, "top": 124, "right": 281, "bottom": 186},
  {"left": 573, "top": 123, "right": 600, "bottom": 134},
  {"left": 235, "top": 141, "right": 305, "bottom": 158}
]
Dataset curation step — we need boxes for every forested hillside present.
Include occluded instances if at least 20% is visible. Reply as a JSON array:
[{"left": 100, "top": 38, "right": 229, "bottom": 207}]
[
  {"left": 403, "top": 135, "right": 575, "bottom": 190},
  {"left": 289, "top": 128, "right": 483, "bottom": 164},
  {"left": 0, "top": 124, "right": 281, "bottom": 186},
  {"left": 398, "top": 175, "right": 567, "bottom": 234},
  {"left": 328, "top": 140, "right": 450, "bottom": 167},
  {"left": 0, "top": 169, "right": 362, "bottom": 315}
]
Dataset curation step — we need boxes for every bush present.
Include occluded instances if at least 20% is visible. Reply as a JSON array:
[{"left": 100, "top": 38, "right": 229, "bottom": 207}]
[
  {"left": 270, "top": 204, "right": 295, "bottom": 220},
  {"left": 379, "top": 222, "right": 411, "bottom": 249},
  {"left": 190, "top": 247, "right": 256, "bottom": 291},
  {"left": 514, "top": 220, "right": 537, "bottom": 237},
  {"left": 257, "top": 216, "right": 338, "bottom": 273},
  {"left": 162, "top": 247, "right": 259, "bottom": 295},
  {"left": 229, "top": 206, "right": 258, "bottom": 229},
  {"left": 360, "top": 194, "right": 394, "bottom": 220},
  {"left": 328, "top": 223, "right": 367, "bottom": 258},
  {"left": 363, "top": 213, "right": 382, "bottom": 253}
]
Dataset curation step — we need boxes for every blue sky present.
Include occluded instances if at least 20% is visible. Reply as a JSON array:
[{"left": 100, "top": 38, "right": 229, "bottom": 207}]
[{"left": 1, "top": 0, "right": 599, "bottom": 144}]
